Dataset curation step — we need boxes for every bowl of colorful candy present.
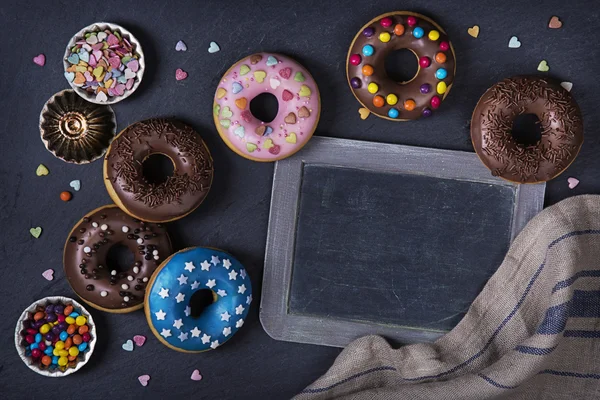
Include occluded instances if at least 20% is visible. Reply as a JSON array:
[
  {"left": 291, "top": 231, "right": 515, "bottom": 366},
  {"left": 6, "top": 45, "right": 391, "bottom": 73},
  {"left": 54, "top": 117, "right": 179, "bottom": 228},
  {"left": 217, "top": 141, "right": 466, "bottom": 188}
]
[
  {"left": 15, "top": 296, "right": 97, "bottom": 376},
  {"left": 63, "top": 22, "right": 145, "bottom": 105}
]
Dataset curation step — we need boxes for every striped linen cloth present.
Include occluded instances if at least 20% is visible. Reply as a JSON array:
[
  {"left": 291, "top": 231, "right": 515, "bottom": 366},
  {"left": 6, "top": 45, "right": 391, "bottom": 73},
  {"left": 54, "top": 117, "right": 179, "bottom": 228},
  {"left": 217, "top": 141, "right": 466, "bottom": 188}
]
[{"left": 295, "top": 195, "right": 600, "bottom": 399}]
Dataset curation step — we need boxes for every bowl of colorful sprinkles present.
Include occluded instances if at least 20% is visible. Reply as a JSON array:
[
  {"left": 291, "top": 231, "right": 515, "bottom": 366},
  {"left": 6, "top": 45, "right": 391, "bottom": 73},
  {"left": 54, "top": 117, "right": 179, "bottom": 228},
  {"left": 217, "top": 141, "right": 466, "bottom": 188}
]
[
  {"left": 63, "top": 22, "right": 145, "bottom": 104},
  {"left": 15, "top": 296, "right": 97, "bottom": 377}
]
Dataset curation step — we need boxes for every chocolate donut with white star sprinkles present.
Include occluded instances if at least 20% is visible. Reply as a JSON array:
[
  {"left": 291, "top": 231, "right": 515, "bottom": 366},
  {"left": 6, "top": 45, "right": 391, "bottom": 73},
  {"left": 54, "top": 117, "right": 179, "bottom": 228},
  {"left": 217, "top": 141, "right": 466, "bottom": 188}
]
[
  {"left": 471, "top": 76, "right": 583, "bottom": 183},
  {"left": 145, "top": 247, "right": 252, "bottom": 353},
  {"left": 103, "top": 118, "right": 214, "bottom": 222},
  {"left": 64, "top": 205, "right": 172, "bottom": 313},
  {"left": 347, "top": 12, "right": 456, "bottom": 120}
]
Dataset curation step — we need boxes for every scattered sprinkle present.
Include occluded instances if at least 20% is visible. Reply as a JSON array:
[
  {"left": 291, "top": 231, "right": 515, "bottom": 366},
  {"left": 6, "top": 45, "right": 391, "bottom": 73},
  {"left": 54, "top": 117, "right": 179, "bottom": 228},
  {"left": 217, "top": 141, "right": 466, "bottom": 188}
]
[
  {"left": 467, "top": 25, "right": 480, "bottom": 38},
  {"left": 33, "top": 54, "right": 46, "bottom": 67},
  {"left": 122, "top": 339, "right": 134, "bottom": 351},
  {"left": 208, "top": 41, "right": 220, "bottom": 53},
  {"left": 30, "top": 227, "right": 42, "bottom": 238},
  {"left": 568, "top": 177, "right": 579, "bottom": 189},
  {"left": 133, "top": 335, "right": 146, "bottom": 347},
  {"left": 561, "top": 82, "right": 573, "bottom": 92},
  {"left": 36, "top": 164, "right": 49, "bottom": 176},
  {"left": 175, "top": 40, "right": 187, "bottom": 51},
  {"left": 138, "top": 374, "right": 150, "bottom": 387},
  {"left": 60, "top": 191, "right": 72, "bottom": 202},
  {"left": 508, "top": 36, "right": 521, "bottom": 48},
  {"left": 537, "top": 60, "right": 549, "bottom": 72},
  {"left": 549, "top": 16, "right": 562, "bottom": 29},
  {"left": 69, "top": 180, "right": 81, "bottom": 191},
  {"left": 42, "top": 269, "right": 54, "bottom": 281},
  {"left": 358, "top": 108, "right": 370, "bottom": 120},
  {"left": 175, "top": 68, "right": 188, "bottom": 81},
  {"left": 191, "top": 369, "right": 203, "bottom": 381}
]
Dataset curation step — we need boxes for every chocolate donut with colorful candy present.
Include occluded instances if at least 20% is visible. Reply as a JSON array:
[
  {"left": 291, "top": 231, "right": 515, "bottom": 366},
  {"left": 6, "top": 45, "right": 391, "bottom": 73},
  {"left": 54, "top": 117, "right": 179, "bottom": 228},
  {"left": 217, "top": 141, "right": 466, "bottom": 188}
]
[
  {"left": 64, "top": 205, "right": 172, "bottom": 313},
  {"left": 347, "top": 12, "right": 456, "bottom": 120},
  {"left": 213, "top": 53, "right": 320, "bottom": 161},
  {"left": 145, "top": 247, "right": 252, "bottom": 352}
]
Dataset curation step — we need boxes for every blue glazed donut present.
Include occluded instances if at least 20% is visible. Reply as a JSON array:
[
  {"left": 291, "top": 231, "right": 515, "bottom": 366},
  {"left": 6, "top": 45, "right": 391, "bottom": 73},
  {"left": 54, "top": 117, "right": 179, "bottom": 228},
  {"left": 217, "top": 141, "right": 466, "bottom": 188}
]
[{"left": 144, "top": 247, "right": 252, "bottom": 352}]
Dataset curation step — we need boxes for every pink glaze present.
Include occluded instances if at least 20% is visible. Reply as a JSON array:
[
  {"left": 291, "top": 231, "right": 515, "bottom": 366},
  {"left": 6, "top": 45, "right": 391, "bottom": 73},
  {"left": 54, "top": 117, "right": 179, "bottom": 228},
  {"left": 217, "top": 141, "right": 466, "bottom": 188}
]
[{"left": 213, "top": 53, "right": 320, "bottom": 161}]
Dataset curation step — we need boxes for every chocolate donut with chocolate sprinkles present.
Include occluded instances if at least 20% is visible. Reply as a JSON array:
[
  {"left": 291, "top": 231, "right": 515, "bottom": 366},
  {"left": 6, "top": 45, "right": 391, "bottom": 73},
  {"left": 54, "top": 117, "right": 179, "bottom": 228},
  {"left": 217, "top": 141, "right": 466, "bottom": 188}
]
[
  {"left": 104, "top": 118, "right": 214, "bottom": 222},
  {"left": 471, "top": 76, "right": 583, "bottom": 183}
]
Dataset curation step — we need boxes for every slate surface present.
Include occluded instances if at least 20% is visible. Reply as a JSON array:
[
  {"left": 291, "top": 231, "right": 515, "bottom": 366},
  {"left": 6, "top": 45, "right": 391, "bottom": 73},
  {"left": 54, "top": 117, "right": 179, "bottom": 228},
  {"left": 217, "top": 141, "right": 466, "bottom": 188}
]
[{"left": 1, "top": 0, "right": 598, "bottom": 398}]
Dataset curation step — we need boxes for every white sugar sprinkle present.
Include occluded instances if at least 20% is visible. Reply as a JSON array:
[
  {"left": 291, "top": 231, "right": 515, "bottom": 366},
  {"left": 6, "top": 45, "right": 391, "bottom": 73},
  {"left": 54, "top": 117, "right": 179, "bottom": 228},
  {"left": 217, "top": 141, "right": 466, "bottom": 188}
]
[
  {"left": 111, "top": 270, "right": 117, "bottom": 276},
  {"left": 137, "top": 238, "right": 144, "bottom": 244},
  {"left": 127, "top": 275, "right": 134, "bottom": 281},
  {"left": 142, "top": 277, "right": 148, "bottom": 282},
  {"left": 154, "top": 255, "right": 159, "bottom": 260},
  {"left": 124, "top": 296, "right": 130, "bottom": 302},
  {"left": 100, "top": 291, "right": 108, "bottom": 297},
  {"left": 92, "top": 222, "right": 98, "bottom": 228},
  {"left": 101, "top": 224, "right": 108, "bottom": 231},
  {"left": 121, "top": 284, "right": 129, "bottom": 290},
  {"left": 122, "top": 226, "right": 129, "bottom": 233},
  {"left": 83, "top": 246, "right": 91, "bottom": 253},
  {"left": 133, "top": 266, "right": 140, "bottom": 274},
  {"left": 152, "top": 250, "right": 158, "bottom": 255}
]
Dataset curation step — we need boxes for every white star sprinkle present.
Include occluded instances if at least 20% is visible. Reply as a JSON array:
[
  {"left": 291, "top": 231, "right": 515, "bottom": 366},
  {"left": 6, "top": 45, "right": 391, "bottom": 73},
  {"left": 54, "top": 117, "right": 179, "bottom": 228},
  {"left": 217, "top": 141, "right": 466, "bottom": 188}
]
[
  {"left": 236, "top": 319, "right": 244, "bottom": 328},
  {"left": 177, "top": 274, "right": 188, "bottom": 285},
  {"left": 160, "top": 328, "right": 172, "bottom": 338},
  {"left": 200, "top": 260, "right": 211, "bottom": 271},
  {"left": 190, "top": 327, "right": 201, "bottom": 337},
  {"left": 201, "top": 333, "right": 211, "bottom": 344},
  {"left": 228, "top": 270, "right": 238, "bottom": 280},
  {"left": 206, "top": 279, "right": 216, "bottom": 289},
  {"left": 173, "top": 319, "right": 184, "bottom": 329},
  {"left": 223, "top": 327, "right": 232, "bottom": 337},
  {"left": 175, "top": 292, "right": 185, "bottom": 303},
  {"left": 240, "top": 269, "right": 247, "bottom": 279},
  {"left": 222, "top": 259, "right": 232, "bottom": 269},
  {"left": 178, "top": 332, "right": 188, "bottom": 342},
  {"left": 155, "top": 309, "right": 166, "bottom": 320},
  {"left": 235, "top": 304, "right": 245, "bottom": 315},
  {"left": 158, "top": 287, "right": 170, "bottom": 299},
  {"left": 184, "top": 306, "right": 191, "bottom": 317},
  {"left": 217, "top": 289, "right": 227, "bottom": 297},
  {"left": 190, "top": 281, "right": 200, "bottom": 290},
  {"left": 184, "top": 261, "right": 196, "bottom": 272},
  {"left": 210, "top": 340, "right": 220, "bottom": 349},
  {"left": 246, "top": 294, "right": 253, "bottom": 305},
  {"left": 220, "top": 311, "right": 231, "bottom": 322},
  {"left": 238, "top": 284, "right": 247, "bottom": 294},
  {"left": 211, "top": 255, "right": 220, "bottom": 266}
]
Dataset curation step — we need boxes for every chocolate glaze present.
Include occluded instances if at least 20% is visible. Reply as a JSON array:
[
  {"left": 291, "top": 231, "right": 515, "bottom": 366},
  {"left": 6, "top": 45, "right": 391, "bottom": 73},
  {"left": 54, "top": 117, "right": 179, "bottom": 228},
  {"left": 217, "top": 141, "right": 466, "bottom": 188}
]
[
  {"left": 104, "top": 119, "right": 213, "bottom": 222},
  {"left": 347, "top": 12, "right": 456, "bottom": 120},
  {"left": 471, "top": 76, "right": 583, "bottom": 183},
  {"left": 64, "top": 205, "right": 172, "bottom": 311}
]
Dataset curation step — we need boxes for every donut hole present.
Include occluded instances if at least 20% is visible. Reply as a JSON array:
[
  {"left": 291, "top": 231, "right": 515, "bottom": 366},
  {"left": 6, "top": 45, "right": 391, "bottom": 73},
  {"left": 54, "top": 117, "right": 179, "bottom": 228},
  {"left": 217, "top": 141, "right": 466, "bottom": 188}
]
[
  {"left": 250, "top": 93, "right": 279, "bottom": 123},
  {"left": 189, "top": 289, "right": 216, "bottom": 318},
  {"left": 105, "top": 244, "right": 134, "bottom": 273},
  {"left": 384, "top": 48, "right": 419, "bottom": 84},
  {"left": 142, "top": 153, "right": 175, "bottom": 185},
  {"left": 511, "top": 114, "right": 542, "bottom": 147}
]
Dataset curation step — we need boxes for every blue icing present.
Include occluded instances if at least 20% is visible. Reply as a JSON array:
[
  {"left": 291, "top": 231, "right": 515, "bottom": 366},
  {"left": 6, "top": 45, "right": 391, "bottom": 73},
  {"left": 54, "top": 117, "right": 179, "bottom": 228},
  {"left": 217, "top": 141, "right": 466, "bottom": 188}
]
[{"left": 147, "top": 248, "right": 252, "bottom": 351}]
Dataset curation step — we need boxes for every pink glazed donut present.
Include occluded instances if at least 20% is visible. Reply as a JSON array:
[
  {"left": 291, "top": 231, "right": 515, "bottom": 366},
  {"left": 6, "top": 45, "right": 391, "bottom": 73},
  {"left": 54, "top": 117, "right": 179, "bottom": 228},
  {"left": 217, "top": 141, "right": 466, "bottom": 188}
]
[{"left": 213, "top": 53, "right": 321, "bottom": 161}]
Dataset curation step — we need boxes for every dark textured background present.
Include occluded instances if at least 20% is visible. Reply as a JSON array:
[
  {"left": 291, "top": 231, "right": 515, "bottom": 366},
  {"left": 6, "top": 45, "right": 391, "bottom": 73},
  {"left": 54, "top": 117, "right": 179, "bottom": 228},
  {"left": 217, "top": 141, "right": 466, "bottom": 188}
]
[{"left": 0, "top": 0, "right": 598, "bottom": 398}]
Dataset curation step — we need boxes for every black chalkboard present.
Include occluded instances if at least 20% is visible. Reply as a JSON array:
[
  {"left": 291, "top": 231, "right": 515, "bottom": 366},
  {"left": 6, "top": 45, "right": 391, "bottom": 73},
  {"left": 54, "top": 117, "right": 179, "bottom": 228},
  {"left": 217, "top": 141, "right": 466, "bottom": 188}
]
[{"left": 289, "top": 165, "right": 515, "bottom": 331}]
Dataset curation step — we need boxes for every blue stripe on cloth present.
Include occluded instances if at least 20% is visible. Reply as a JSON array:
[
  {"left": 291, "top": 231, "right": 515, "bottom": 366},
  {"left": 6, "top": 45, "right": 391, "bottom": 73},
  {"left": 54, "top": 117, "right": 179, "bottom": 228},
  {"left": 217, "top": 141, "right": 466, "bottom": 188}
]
[
  {"left": 536, "top": 302, "right": 571, "bottom": 334},
  {"left": 299, "top": 366, "right": 397, "bottom": 394},
  {"left": 514, "top": 345, "right": 556, "bottom": 355},
  {"left": 477, "top": 373, "right": 518, "bottom": 389},
  {"left": 540, "top": 369, "right": 600, "bottom": 380},
  {"left": 564, "top": 330, "right": 600, "bottom": 338},
  {"left": 552, "top": 270, "right": 600, "bottom": 293},
  {"left": 570, "top": 290, "right": 600, "bottom": 318}
]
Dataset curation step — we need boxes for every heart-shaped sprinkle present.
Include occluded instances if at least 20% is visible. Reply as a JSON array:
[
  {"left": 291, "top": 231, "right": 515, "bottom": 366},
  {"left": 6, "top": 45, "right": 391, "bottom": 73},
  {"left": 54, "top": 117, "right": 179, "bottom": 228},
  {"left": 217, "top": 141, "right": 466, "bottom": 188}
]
[
  {"left": 220, "top": 120, "right": 231, "bottom": 128},
  {"left": 133, "top": 335, "right": 146, "bottom": 347},
  {"left": 191, "top": 369, "right": 203, "bottom": 381},
  {"left": 358, "top": 108, "right": 370, "bottom": 120},
  {"left": 216, "top": 88, "right": 227, "bottom": 99},
  {"left": 70, "top": 180, "right": 81, "bottom": 191},
  {"left": 251, "top": 70, "right": 265, "bottom": 83},
  {"left": 85, "top": 71, "right": 93, "bottom": 82},
  {"left": 122, "top": 339, "right": 134, "bottom": 351},
  {"left": 67, "top": 53, "right": 79, "bottom": 65},
  {"left": 294, "top": 72, "right": 305, "bottom": 82},
  {"left": 175, "top": 40, "right": 187, "bottom": 51},
  {"left": 86, "top": 34, "right": 99, "bottom": 45},
  {"left": 208, "top": 41, "right": 220, "bottom": 53},
  {"left": 126, "top": 78, "right": 134, "bottom": 90},
  {"left": 255, "top": 126, "right": 266, "bottom": 136},
  {"left": 128, "top": 60, "right": 140, "bottom": 73},
  {"left": 73, "top": 72, "right": 86, "bottom": 85},
  {"left": 298, "top": 106, "right": 310, "bottom": 118},
  {"left": 250, "top": 54, "right": 262, "bottom": 64},
  {"left": 138, "top": 374, "right": 150, "bottom": 386},
  {"left": 213, "top": 104, "right": 220, "bottom": 116},
  {"left": 96, "top": 91, "right": 108, "bottom": 102},
  {"left": 36, "top": 164, "right": 49, "bottom": 176},
  {"left": 568, "top": 177, "right": 579, "bottom": 189},
  {"left": 33, "top": 54, "right": 46, "bottom": 66},
  {"left": 537, "top": 60, "right": 549, "bottom": 72},
  {"left": 284, "top": 113, "right": 297, "bottom": 124},
  {"left": 93, "top": 66, "right": 104, "bottom": 78},
  {"left": 286, "top": 133, "right": 297, "bottom": 144},
  {"left": 266, "top": 56, "right": 278, "bottom": 66},
  {"left": 108, "top": 56, "right": 121, "bottom": 69},
  {"left": 269, "top": 144, "right": 281, "bottom": 155},
  {"left": 279, "top": 67, "right": 292, "bottom": 79},
  {"left": 30, "top": 227, "right": 42, "bottom": 238},
  {"left": 240, "top": 65, "right": 250, "bottom": 76},
  {"left": 114, "top": 84, "right": 126, "bottom": 96},
  {"left": 549, "top": 16, "right": 562, "bottom": 29},
  {"left": 234, "top": 126, "right": 245, "bottom": 138},
  {"left": 106, "top": 34, "right": 119, "bottom": 46},
  {"left": 97, "top": 32, "right": 107, "bottom": 41},
  {"left": 246, "top": 143, "right": 257, "bottom": 152},
  {"left": 42, "top": 268, "right": 54, "bottom": 281},
  {"left": 467, "top": 25, "right": 480, "bottom": 38},
  {"left": 124, "top": 68, "right": 136, "bottom": 79},
  {"left": 241, "top": 110, "right": 252, "bottom": 122},
  {"left": 221, "top": 106, "right": 233, "bottom": 118},
  {"left": 175, "top": 68, "right": 188, "bottom": 81},
  {"left": 508, "top": 36, "right": 521, "bottom": 48},
  {"left": 235, "top": 97, "right": 247, "bottom": 110},
  {"left": 79, "top": 49, "right": 90, "bottom": 63},
  {"left": 282, "top": 90, "right": 293, "bottom": 101},
  {"left": 270, "top": 78, "right": 280, "bottom": 90},
  {"left": 263, "top": 138, "right": 274, "bottom": 149},
  {"left": 265, "top": 126, "right": 273, "bottom": 136},
  {"left": 561, "top": 82, "right": 573, "bottom": 92},
  {"left": 298, "top": 85, "right": 311, "bottom": 97},
  {"left": 93, "top": 50, "right": 103, "bottom": 62},
  {"left": 64, "top": 72, "right": 75, "bottom": 82},
  {"left": 232, "top": 82, "right": 243, "bottom": 94}
]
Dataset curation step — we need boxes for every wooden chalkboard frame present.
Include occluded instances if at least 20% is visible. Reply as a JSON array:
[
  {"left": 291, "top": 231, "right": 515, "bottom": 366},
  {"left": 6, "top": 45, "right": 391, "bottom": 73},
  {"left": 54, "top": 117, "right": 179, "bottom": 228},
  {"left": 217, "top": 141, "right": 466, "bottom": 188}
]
[{"left": 260, "top": 136, "right": 546, "bottom": 348}]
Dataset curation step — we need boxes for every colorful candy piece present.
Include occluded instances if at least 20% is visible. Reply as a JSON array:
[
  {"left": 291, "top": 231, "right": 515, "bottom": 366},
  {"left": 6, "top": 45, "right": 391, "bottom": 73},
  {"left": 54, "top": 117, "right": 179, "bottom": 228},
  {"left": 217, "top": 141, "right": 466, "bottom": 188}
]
[
  {"left": 349, "top": 54, "right": 362, "bottom": 66},
  {"left": 413, "top": 27, "right": 424, "bottom": 38},
  {"left": 362, "top": 45, "right": 375, "bottom": 57}
]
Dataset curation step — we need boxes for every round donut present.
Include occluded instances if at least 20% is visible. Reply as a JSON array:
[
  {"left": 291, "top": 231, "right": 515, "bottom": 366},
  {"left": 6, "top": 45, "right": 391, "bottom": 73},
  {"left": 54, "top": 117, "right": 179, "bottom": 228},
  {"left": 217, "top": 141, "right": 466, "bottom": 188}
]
[
  {"left": 346, "top": 12, "right": 456, "bottom": 120},
  {"left": 63, "top": 205, "right": 172, "bottom": 313},
  {"left": 471, "top": 76, "right": 584, "bottom": 183},
  {"left": 213, "top": 53, "right": 321, "bottom": 161},
  {"left": 144, "top": 247, "right": 252, "bottom": 352},
  {"left": 104, "top": 118, "right": 214, "bottom": 222}
]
